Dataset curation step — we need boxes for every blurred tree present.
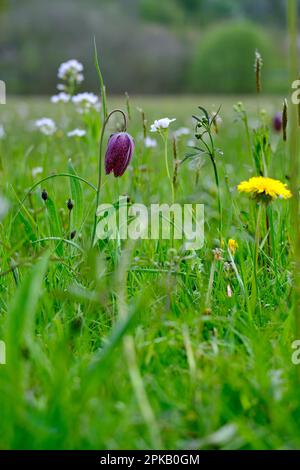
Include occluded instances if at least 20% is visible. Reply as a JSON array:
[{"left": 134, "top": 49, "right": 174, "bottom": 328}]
[
  {"left": 199, "top": 0, "right": 240, "bottom": 22},
  {"left": 241, "top": 0, "right": 287, "bottom": 25},
  {"left": 139, "top": 0, "right": 184, "bottom": 25},
  {"left": 138, "top": 0, "right": 295, "bottom": 26},
  {"left": 189, "top": 22, "right": 282, "bottom": 93}
]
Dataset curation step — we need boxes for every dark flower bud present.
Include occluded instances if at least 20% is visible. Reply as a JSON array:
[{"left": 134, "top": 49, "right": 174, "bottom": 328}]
[
  {"left": 282, "top": 99, "right": 288, "bottom": 142},
  {"left": 41, "top": 189, "right": 48, "bottom": 201},
  {"left": 70, "top": 230, "right": 76, "bottom": 239},
  {"left": 273, "top": 112, "right": 282, "bottom": 133},
  {"left": 67, "top": 198, "right": 74, "bottom": 211},
  {"left": 105, "top": 132, "right": 134, "bottom": 177}
]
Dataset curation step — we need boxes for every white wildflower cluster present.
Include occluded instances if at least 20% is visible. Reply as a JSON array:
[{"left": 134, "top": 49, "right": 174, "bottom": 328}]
[
  {"left": 51, "top": 92, "right": 70, "bottom": 104},
  {"left": 150, "top": 118, "right": 176, "bottom": 133},
  {"left": 51, "top": 60, "right": 101, "bottom": 118},
  {"left": 57, "top": 59, "right": 84, "bottom": 89},
  {"left": 67, "top": 129, "right": 86, "bottom": 138},
  {"left": 71, "top": 92, "right": 100, "bottom": 113},
  {"left": 35, "top": 118, "right": 57, "bottom": 136}
]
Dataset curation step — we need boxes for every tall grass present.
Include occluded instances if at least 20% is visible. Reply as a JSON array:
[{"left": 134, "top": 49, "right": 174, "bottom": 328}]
[
  {"left": 288, "top": 0, "right": 300, "bottom": 342},
  {"left": 0, "top": 57, "right": 299, "bottom": 449}
]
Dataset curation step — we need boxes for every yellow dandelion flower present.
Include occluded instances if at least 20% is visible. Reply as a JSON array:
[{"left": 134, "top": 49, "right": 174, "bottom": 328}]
[
  {"left": 237, "top": 176, "right": 292, "bottom": 202},
  {"left": 228, "top": 238, "right": 238, "bottom": 255}
]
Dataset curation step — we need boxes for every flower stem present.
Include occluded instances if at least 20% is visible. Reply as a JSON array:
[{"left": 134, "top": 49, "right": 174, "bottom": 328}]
[
  {"left": 250, "top": 203, "right": 263, "bottom": 317},
  {"left": 90, "top": 109, "right": 127, "bottom": 248},
  {"left": 267, "top": 204, "right": 278, "bottom": 275},
  {"left": 163, "top": 134, "right": 174, "bottom": 203},
  {"left": 210, "top": 155, "right": 222, "bottom": 238}
]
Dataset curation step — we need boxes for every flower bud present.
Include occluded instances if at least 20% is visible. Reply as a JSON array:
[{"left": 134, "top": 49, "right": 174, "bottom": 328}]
[
  {"left": 41, "top": 189, "right": 48, "bottom": 201},
  {"left": 105, "top": 132, "right": 134, "bottom": 177},
  {"left": 254, "top": 50, "right": 263, "bottom": 94},
  {"left": 273, "top": 112, "right": 282, "bottom": 133},
  {"left": 282, "top": 99, "right": 288, "bottom": 142},
  {"left": 67, "top": 198, "right": 74, "bottom": 211}
]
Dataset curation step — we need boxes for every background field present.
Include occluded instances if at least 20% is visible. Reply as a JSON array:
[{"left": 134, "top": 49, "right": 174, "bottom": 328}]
[{"left": 0, "top": 92, "right": 299, "bottom": 449}]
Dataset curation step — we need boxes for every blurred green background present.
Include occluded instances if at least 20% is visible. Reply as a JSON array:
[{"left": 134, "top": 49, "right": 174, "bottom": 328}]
[{"left": 0, "top": 0, "right": 293, "bottom": 95}]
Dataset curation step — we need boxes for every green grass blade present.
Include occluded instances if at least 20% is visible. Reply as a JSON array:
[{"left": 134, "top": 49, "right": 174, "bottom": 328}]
[
  {"left": 44, "top": 196, "right": 64, "bottom": 257},
  {"left": 6, "top": 252, "right": 49, "bottom": 375},
  {"left": 68, "top": 159, "right": 83, "bottom": 234},
  {"left": 94, "top": 37, "right": 108, "bottom": 120}
]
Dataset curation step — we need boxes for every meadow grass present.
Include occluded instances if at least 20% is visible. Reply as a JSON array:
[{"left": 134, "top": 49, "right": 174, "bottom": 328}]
[{"left": 0, "top": 93, "right": 299, "bottom": 450}]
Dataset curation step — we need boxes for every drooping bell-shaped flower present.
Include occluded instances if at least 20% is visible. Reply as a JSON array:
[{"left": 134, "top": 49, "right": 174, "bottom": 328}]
[
  {"left": 105, "top": 132, "right": 134, "bottom": 177},
  {"left": 273, "top": 112, "right": 282, "bottom": 133}
]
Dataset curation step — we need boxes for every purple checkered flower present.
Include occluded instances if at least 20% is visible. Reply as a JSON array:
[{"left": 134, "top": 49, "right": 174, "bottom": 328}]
[{"left": 105, "top": 132, "right": 134, "bottom": 177}]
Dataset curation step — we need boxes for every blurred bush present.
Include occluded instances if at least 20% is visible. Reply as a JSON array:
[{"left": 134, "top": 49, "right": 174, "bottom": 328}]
[
  {"left": 189, "top": 22, "right": 286, "bottom": 94},
  {"left": 140, "top": 0, "right": 184, "bottom": 25}
]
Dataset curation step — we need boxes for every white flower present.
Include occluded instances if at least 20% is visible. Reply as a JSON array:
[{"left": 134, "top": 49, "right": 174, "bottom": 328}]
[
  {"left": 187, "top": 139, "right": 196, "bottom": 147},
  {"left": 51, "top": 92, "right": 70, "bottom": 104},
  {"left": 173, "top": 127, "right": 190, "bottom": 138},
  {"left": 67, "top": 129, "right": 86, "bottom": 138},
  {"left": 35, "top": 118, "right": 57, "bottom": 136},
  {"left": 72, "top": 92, "right": 100, "bottom": 113},
  {"left": 144, "top": 136, "right": 157, "bottom": 148},
  {"left": 58, "top": 59, "right": 84, "bottom": 84},
  {"left": 0, "top": 125, "right": 5, "bottom": 139},
  {"left": 150, "top": 118, "right": 176, "bottom": 133},
  {"left": 32, "top": 166, "right": 43, "bottom": 178}
]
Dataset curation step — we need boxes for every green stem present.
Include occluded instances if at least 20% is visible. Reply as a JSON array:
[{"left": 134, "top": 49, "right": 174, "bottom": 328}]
[
  {"left": 163, "top": 134, "right": 174, "bottom": 203},
  {"left": 90, "top": 109, "right": 127, "bottom": 248},
  {"left": 244, "top": 115, "right": 253, "bottom": 166},
  {"left": 94, "top": 37, "right": 108, "bottom": 121},
  {"left": 205, "top": 260, "right": 216, "bottom": 308},
  {"left": 250, "top": 203, "right": 263, "bottom": 317},
  {"left": 267, "top": 204, "right": 278, "bottom": 275},
  {"left": 210, "top": 155, "right": 222, "bottom": 238}
]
